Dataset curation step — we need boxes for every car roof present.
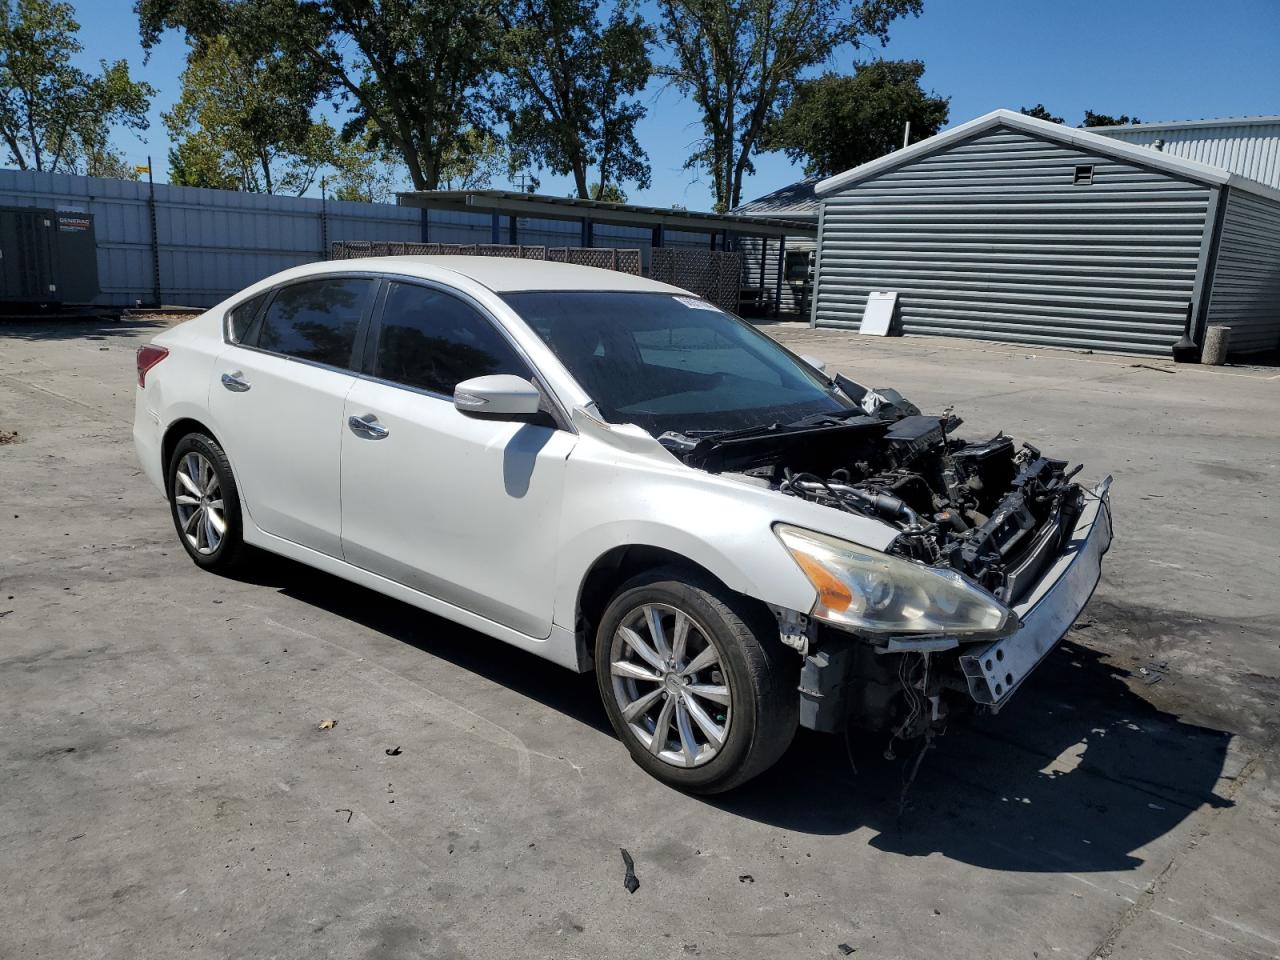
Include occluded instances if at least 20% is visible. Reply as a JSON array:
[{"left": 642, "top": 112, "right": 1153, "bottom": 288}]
[{"left": 330, "top": 255, "right": 690, "bottom": 295}]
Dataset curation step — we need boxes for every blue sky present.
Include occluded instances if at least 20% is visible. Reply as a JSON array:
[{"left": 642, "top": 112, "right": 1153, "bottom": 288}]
[{"left": 69, "top": 0, "right": 1280, "bottom": 210}]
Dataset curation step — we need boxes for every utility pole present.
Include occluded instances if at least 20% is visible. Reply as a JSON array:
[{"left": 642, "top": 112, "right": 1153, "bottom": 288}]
[{"left": 902, "top": 121, "right": 911, "bottom": 150}]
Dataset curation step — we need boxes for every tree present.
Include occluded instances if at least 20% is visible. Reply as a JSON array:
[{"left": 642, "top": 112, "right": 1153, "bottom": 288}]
[
  {"left": 1, "top": 0, "right": 152, "bottom": 173},
  {"left": 139, "top": 0, "right": 504, "bottom": 191},
  {"left": 438, "top": 128, "right": 507, "bottom": 190},
  {"left": 163, "top": 34, "right": 333, "bottom": 195},
  {"left": 328, "top": 127, "right": 401, "bottom": 203},
  {"left": 654, "top": 0, "right": 921, "bottom": 211},
  {"left": 1082, "top": 110, "right": 1141, "bottom": 128},
  {"left": 1019, "top": 104, "right": 1064, "bottom": 125},
  {"left": 762, "top": 60, "right": 948, "bottom": 177},
  {"left": 499, "top": 0, "right": 652, "bottom": 199}
]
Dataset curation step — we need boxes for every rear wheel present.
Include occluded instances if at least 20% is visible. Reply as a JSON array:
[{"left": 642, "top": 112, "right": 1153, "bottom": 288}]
[
  {"left": 595, "top": 566, "right": 799, "bottom": 793},
  {"left": 167, "top": 432, "right": 246, "bottom": 572}
]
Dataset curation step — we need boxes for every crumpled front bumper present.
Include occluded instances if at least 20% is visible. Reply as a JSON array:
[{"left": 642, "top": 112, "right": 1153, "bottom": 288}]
[{"left": 959, "top": 476, "right": 1113, "bottom": 710}]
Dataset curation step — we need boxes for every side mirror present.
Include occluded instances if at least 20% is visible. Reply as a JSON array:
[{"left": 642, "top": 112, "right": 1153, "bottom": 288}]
[
  {"left": 800, "top": 354, "right": 827, "bottom": 374},
  {"left": 453, "top": 374, "right": 542, "bottom": 419}
]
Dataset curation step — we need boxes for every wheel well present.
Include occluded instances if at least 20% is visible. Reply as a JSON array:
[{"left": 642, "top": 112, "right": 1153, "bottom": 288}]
[
  {"left": 574, "top": 545, "right": 761, "bottom": 669},
  {"left": 161, "top": 418, "right": 218, "bottom": 484}
]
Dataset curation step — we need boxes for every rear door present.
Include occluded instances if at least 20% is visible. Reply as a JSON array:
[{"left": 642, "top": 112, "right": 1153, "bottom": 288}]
[
  {"left": 210, "top": 275, "right": 378, "bottom": 557},
  {"left": 339, "top": 279, "right": 575, "bottom": 638}
]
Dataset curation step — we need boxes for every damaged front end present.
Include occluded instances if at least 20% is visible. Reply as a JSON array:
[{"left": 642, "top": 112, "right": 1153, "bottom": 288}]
[{"left": 659, "top": 380, "right": 1113, "bottom": 744}]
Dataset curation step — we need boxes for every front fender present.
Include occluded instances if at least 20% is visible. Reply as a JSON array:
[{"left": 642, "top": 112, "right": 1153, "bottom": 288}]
[{"left": 552, "top": 437, "right": 899, "bottom": 631}]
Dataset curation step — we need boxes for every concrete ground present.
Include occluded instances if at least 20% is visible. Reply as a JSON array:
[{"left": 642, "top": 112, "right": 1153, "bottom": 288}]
[{"left": 2, "top": 316, "right": 1278, "bottom": 960}]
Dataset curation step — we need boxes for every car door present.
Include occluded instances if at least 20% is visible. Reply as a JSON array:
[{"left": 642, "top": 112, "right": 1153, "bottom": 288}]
[
  {"left": 340, "top": 279, "right": 576, "bottom": 638},
  {"left": 210, "top": 275, "right": 378, "bottom": 557}
]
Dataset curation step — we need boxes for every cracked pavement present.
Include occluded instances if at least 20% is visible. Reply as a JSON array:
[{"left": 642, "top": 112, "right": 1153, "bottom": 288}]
[{"left": 2, "top": 316, "right": 1278, "bottom": 959}]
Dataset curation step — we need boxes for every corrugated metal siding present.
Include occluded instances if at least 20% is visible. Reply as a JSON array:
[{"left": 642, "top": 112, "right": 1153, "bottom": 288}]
[
  {"left": 739, "top": 236, "right": 814, "bottom": 315},
  {"left": 1204, "top": 189, "right": 1280, "bottom": 353},
  {"left": 813, "top": 127, "right": 1213, "bottom": 355},
  {"left": 0, "top": 168, "right": 420, "bottom": 306},
  {"left": 1097, "top": 123, "right": 1280, "bottom": 191}
]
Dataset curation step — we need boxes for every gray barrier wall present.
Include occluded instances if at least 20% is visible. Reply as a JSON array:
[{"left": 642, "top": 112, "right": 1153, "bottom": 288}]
[{"left": 0, "top": 168, "right": 421, "bottom": 307}]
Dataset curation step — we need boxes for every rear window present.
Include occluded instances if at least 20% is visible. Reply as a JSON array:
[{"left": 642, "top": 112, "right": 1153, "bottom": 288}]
[
  {"left": 225, "top": 292, "right": 268, "bottom": 343},
  {"left": 254, "top": 278, "right": 376, "bottom": 368}
]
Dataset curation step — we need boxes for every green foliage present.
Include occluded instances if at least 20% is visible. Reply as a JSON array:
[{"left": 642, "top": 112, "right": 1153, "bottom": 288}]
[
  {"left": 1019, "top": 104, "right": 1064, "bottom": 125},
  {"left": 1021, "top": 105, "right": 1143, "bottom": 128},
  {"left": 328, "top": 127, "right": 401, "bottom": 203},
  {"left": 763, "top": 60, "right": 948, "bottom": 177},
  {"left": 163, "top": 34, "right": 332, "bottom": 195},
  {"left": 139, "top": 0, "right": 504, "bottom": 191},
  {"left": 656, "top": 0, "right": 921, "bottom": 211},
  {"left": 0, "top": 0, "right": 152, "bottom": 173},
  {"left": 499, "top": 0, "right": 652, "bottom": 199},
  {"left": 439, "top": 128, "right": 507, "bottom": 190},
  {"left": 589, "top": 181, "right": 626, "bottom": 202},
  {"left": 1082, "top": 110, "right": 1141, "bottom": 128}
]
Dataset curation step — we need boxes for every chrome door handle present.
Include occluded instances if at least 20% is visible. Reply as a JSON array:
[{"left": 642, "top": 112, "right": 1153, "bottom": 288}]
[
  {"left": 220, "top": 371, "right": 251, "bottom": 392},
  {"left": 348, "top": 414, "right": 389, "bottom": 439}
]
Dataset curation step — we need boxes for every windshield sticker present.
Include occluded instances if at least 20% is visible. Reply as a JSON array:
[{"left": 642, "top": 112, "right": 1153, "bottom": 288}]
[{"left": 673, "top": 295, "right": 719, "bottom": 312}]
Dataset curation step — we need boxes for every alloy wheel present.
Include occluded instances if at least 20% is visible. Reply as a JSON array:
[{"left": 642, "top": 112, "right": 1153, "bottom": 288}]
[
  {"left": 609, "top": 602, "right": 732, "bottom": 768},
  {"left": 173, "top": 451, "right": 226, "bottom": 555}
]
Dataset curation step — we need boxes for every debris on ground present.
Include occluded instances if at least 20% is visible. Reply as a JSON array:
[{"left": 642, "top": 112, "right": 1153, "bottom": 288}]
[
  {"left": 335, "top": 808, "right": 353, "bottom": 823},
  {"left": 620, "top": 848, "right": 640, "bottom": 894},
  {"left": 384, "top": 746, "right": 402, "bottom": 756},
  {"left": 1129, "top": 363, "right": 1175, "bottom": 374},
  {"left": 837, "top": 945, "right": 855, "bottom": 955},
  {"left": 318, "top": 719, "right": 338, "bottom": 730},
  {"left": 0, "top": 430, "right": 20, "bottom": 445},
  {"left": 1138, "top": 660, "right": 1170, "bottom": 685},
  {"left": 0, "top": 610, "right": 12, "bottom": 619}
]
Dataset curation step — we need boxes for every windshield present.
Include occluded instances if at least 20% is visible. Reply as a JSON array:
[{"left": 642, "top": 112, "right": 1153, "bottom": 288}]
[{"left": 502, "top": 291, "right": 852, "bottom": 436}]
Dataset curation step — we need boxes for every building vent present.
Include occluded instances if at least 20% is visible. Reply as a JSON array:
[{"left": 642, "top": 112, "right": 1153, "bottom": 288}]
[{"left": 1073, "top": 164, "right": 1095, "bottom": 185}]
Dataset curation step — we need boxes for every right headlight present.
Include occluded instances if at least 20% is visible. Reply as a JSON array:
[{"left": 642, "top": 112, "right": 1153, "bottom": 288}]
[{"left": 775, "top": 524, "right": 1014, "bottom": 636}]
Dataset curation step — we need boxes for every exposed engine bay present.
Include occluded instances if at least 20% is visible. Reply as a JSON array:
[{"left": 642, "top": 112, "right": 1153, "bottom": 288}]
[{"left": 660, "top": 378, "right": 1086, "bottom": 607}]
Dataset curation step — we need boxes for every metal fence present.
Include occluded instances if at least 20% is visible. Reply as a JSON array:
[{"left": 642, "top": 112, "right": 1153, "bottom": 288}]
[
  {"left": 650, "top": 248, "right": 742, "bottom": 313},
  {"left": 330, "top": 240, "right": 643, "bottom": 276},
  {"left": 0, "top": 168, "right": 420, "bottom": 307}
]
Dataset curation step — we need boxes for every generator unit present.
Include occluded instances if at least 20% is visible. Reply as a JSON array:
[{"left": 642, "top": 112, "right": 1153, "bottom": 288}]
[{"left": 0, "top": 206, "right": 100, "bottom": 305}]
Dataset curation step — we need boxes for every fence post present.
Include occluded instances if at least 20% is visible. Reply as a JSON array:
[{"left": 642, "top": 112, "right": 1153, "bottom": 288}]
[
  {"left": 146, "top": 155, "right": 161, "bottom": 306},
  {"left": 319, "top": 177, "right": 329, "bottom": 259},
  {"left": 774, "top": 236, "right": 786, "bottom": 318}
]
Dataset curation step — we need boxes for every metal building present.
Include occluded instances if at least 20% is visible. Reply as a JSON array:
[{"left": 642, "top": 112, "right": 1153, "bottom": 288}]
[
  {"left": 1094, "top": 116, "right": 1280, "bottom": 191},
  {"left": 810, "top": 109, "right": 1280, "bottom": 356}
]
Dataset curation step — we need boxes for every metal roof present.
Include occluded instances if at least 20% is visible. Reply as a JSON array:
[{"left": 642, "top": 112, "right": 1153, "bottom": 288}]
[
  {"left": 816, "top": 109, "right": 1280, "bottom": 205},
  {"left": 1092, "top": 117, "right": 1280, "bottom": 191},
  {"left": 730, "top": 176, "right": 821, "bottom": 218},
  {"left": 1090, "top": 115, "right": 1280, "bottom": 133},
  {"left": 396, "top": 189, "right": 816, "bottom": 238}
]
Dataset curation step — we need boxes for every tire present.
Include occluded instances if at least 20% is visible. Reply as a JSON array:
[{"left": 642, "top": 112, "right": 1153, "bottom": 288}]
[
  {"left": 595, "top": 565, "right": 799, "bottom": 794},
  {"left": 167, "top": 431, "right": 247, "bottom": 573}
]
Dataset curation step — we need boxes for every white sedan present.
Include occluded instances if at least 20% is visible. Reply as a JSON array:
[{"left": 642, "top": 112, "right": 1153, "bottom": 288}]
[{"left": 134, "top": 257, "right": 1111, "bottom": 792}]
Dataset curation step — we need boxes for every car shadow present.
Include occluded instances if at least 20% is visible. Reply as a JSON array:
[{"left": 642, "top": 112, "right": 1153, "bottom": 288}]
[
  {"left": 231, "top": 553, "right": 613, "bottom": 737},
  {"left": 230, "top": 555, "right": 1232, "bottom": 873},
  {"left": 711, "top": 640, "right": 1233, "bottom": 872},
  {"left": 0, "top": 314, "right": 173, "bottom": 341}
]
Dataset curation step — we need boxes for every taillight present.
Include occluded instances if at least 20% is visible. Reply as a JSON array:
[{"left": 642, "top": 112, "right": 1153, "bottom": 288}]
[{"left": 136, "top": 345, "right": 169, "bottom": 387}]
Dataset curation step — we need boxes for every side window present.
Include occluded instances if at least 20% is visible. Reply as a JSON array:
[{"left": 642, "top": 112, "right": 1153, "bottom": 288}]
[
  {"left": 374, "top": 282, "right": 532, "bottom": 394},
  {"left": 225, "top": 291, "right": 268, "bottom": 343},
  {"left": 256, "top": 277, "right": 375, "bottom": 367}
]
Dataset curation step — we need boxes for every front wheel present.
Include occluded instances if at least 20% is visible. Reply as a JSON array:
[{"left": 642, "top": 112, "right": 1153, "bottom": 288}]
[{"left": 595, "top": 567, "right": 799, "bottom": 794}]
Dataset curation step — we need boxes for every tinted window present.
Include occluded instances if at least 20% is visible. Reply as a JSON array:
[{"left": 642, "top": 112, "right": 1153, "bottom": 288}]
[
  {"left": 374, "top": 282, "right": 531, "bottom": 394},
  {"left": 226, "top": 292, "right": 268, "bottom": 343},
  {"left": 503, "top": 291, "right": 849, "bottom": 436},
  {"left": 256, "top": 278, "right": 375, "bottom": 367}
]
